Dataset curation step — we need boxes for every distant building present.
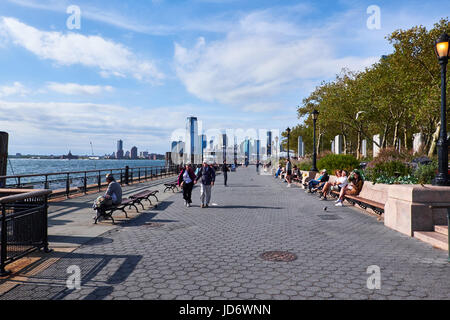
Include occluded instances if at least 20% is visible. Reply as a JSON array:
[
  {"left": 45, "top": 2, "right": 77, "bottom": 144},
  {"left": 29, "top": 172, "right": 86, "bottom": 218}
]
[
  {"left": 61, "top": 150, "right": 79, "bottom": 160},
  {"left": 131, "top": 146, "right": 138, "bottom": 159},
  {"left": 16, "top": 153, "right": 22, "bottom": 157},
  {"left": 140, "top": 151, "right": 149, "bottom": 159},
  {"left": 125, "top": 151, "right": 130, "bottom": 159},
  {"left": 117, "top": 140, "right": 124, "bottom": 159},
  {"left": 185, "top": 117, "right": 199, "bottom": 164}
]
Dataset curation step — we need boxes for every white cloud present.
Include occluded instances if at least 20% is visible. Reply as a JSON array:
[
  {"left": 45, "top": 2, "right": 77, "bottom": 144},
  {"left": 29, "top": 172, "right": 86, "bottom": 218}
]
[
  {"left": 174, "top": 8, "right": 379, "bottom": 106},
  {"left": 0, "top": 100, "right": 187, "bottom": 154},
  {"left": 6, "top": 0, "right": 175, "bottom": 35},
  {"left": 46, "top": 82, "right": 114, "bottom": 95},
  {"left": 242, "top": 102, "right": 282, "bottom": 113},
  {"left": 0, "top": 17, "right": 164, "bottom": 82},
  {"left": 0, "top": 82, "right": 28, "bottom": 97}
]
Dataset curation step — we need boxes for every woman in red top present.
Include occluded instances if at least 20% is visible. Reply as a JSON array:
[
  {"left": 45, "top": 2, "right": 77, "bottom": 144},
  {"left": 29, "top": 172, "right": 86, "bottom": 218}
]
[{"left": 178, "top": 163, "right": 196, "bottom": 207}]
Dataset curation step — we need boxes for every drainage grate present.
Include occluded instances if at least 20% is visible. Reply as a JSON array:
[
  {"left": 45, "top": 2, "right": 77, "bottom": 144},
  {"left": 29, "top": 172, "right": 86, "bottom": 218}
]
[
  {"left": 144, "top": 222, "right": 164, "bottom": 228},
  {"left": 260, "top": 251, "right": 297, "bottom": 262},
  {"left": 318, "top": 215, "right": 342, "bottom": 220}
]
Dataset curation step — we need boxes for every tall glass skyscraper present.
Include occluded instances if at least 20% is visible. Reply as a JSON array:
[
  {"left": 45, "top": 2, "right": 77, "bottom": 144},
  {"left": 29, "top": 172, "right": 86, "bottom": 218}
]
[
  {"left": 117, "top": 140, "right": 124, "bottom": 159},
  {"left": 185, "top": 117, "right": 198, "bottom": 164},
  {"left": 267, "top": 131, "right": 272, "bottom": 156}
]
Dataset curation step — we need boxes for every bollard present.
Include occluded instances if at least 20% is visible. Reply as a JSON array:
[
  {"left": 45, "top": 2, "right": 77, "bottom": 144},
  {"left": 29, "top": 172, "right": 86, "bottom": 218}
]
[
  {"left": 0, "top": 132, "right": 8, "bottom": 188},
  {"left": 125, "top": 166, "right": 129, "bottom": 185}
]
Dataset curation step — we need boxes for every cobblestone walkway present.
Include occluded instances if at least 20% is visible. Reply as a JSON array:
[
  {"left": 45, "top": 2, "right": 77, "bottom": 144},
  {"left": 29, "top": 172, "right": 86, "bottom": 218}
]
[{"left": 1, "top": 167, "right": 449, "bottom": 300}]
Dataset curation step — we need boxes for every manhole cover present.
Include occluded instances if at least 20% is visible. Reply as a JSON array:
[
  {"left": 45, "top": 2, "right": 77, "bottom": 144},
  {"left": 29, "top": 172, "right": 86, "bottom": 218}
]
[
  {"left": 318, "top": 215, "right": 342, "bottom": 220},
  {"left": 145, "top": 222, "right": 164, "bottom": 227},
  {"left": 260, "top": 251, "right": 297, "bottom": 262}
]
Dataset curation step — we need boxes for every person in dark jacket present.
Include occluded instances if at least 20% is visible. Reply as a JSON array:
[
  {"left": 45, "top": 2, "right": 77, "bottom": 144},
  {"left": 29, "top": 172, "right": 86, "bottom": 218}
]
[
  {"left": 306, "top": 169, "right": 329, "bottom": 193},
  {"left": 195, "top": 161, "right": 216, "bottom": 208},
  {"left": 222, "top": 160, "right": 229, "bottom": 186},
  {"left": 178, "top": 163, "right": 196, "bottom": 207}
]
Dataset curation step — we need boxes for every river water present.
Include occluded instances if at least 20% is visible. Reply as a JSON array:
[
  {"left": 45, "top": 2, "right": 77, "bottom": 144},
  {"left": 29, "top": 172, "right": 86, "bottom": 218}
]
[{"left": 4, "top": 158, "right": 167, "bottom": 189}]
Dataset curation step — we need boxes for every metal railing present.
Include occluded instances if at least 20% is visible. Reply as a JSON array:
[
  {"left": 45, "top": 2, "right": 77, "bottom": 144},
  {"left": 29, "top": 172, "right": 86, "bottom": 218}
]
[
  {"left": 0, "top": 165, "right": 182, "bottom": 199},
  {"left": 1, "top": 189, "right": 52, "bottom": 276}
]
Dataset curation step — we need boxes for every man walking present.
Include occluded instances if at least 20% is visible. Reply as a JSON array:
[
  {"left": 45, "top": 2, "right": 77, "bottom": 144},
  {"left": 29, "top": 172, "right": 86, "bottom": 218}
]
[
  {"left": 195, "top": 161, "right": 216, "bottom": 208},
  {"left": 222, "top": 160, "right": 229, "bottom": 186}
]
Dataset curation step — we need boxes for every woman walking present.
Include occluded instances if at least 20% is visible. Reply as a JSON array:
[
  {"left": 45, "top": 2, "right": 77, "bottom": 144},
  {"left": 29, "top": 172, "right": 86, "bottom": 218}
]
[{"left": 178, "top": 163, "right": 196, "bottom": 207}]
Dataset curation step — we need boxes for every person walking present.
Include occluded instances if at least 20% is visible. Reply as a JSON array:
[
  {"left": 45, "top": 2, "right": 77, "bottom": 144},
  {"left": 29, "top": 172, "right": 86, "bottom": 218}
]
[
  {"left": 286, "top": 159, "right": 292, "bottom": 187},
  {"left": 195, "top": 160, "right": 216, "bottom": 208},
  {"left": 178, "top": 163, "right": 196, "bottom": 207},
  {"left": 222, "top": 160, "right": 229, "bottom": 186}
]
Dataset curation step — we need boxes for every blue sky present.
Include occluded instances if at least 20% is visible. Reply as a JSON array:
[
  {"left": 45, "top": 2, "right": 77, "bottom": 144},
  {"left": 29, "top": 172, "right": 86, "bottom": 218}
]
[{"left": 0, "top": 0, "right": 448, "bottom": 155}]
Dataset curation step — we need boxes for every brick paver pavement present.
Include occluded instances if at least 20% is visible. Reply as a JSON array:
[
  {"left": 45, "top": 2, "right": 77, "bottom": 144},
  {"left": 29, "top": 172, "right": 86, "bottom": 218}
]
[{"left": 1, "top": 167, "right": 449, "bottom": 300}]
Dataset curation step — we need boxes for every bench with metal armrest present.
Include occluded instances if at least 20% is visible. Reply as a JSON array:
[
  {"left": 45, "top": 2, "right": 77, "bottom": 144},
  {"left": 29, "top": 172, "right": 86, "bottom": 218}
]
[
  {"left": 94, "top": 198, "right": 140, "bottom": 224},
  {"left": 329, "top": 189, "right": 384, "bottom": 215},
  {"left": 164, "top": 181, "right": 179, "bottom": 193},
  {"left": 129, "top": 189, "right": 159, "bottom": 209}
]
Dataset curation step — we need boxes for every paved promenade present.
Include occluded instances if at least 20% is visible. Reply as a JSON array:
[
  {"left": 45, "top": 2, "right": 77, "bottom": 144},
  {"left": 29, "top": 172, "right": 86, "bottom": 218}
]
[{"left": 0, "top": 167, "right": 449, "bottom": 300}]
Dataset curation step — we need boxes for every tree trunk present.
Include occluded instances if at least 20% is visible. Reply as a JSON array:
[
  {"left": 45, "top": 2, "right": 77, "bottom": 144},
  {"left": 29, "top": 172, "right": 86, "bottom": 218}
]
[
  {"left": 381, "top": 124, "right": 389, "bottom": 149},
  {"left": 356, "top": 130, "right": 362, "bottom": 160},
  {"left": 342, "top": 133, "right": 347, "bottom": 154},
  {"left": 403, "top": 126, "right": 408, "bottom": 151},
  {"left": 317, "top": 132, "right": 323, "bottom": 156},
  {"left": 428, "top": 121, "right": 441, "bottom": 158},
  {"left": 393, "top": 121, "right": 399, "bottom": 149}
]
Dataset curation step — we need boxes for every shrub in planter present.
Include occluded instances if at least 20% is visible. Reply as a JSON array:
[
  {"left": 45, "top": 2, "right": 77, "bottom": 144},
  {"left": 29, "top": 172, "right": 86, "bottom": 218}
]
[
  {"left": 317, "top": 154, "right": 360, "bottom": 172},
  {"left": 364, "top": 160, "right": 413, "bottom": 184},
  {"left": 413, "top": 161, "right": 438, "bottom": 184}
]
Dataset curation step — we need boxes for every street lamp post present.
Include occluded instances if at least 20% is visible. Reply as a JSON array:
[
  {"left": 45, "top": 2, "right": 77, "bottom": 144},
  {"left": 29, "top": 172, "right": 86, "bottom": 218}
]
[
  {"left": 311, "top": 110, "right": 320, "bottom": 172},
  {"left": 433, "top": 33, "right": 449, "bottom": 186},
  {"left": 286, "top": 128, "right": 291, "bottom": 160}
]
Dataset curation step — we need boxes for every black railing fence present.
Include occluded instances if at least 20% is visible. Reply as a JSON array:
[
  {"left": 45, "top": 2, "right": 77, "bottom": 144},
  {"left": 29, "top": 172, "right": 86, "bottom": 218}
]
[
  {"left": 0, "top": 165, "right": 182, "bottom": 199},
  {"left": 1, "top": 189, "right": 52, "bottom": 276}
]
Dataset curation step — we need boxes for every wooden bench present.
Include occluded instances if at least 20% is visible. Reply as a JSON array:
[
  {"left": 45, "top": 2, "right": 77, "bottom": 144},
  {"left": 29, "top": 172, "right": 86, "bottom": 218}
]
[
  {"left": 94, "top": 198, "right": 140, "bottom": 224},
  {"left": 129, "top": 190, "right": 159, "bottom": 209},
  {"left": 164, "top": 182, "right": 179, "bottom": 193},
  {"left": 330, "top": 188, "right": 385, "bottom": 215}
]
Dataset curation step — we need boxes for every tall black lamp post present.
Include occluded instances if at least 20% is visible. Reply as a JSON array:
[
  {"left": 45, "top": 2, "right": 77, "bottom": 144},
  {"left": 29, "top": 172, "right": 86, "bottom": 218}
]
[
  {"left": 433, "top": 33, "right": 449, "bottom": 186},
  {"left": 286, "top": 127, "right": 291, "bottom": 160},
  {"left": 311, "top": 110, "right": 319, "bottom": 172}
]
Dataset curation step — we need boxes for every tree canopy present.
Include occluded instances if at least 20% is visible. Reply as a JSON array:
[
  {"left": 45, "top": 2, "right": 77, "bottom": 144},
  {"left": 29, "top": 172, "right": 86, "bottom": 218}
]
[{"left": 290, "top": 18, "right": 449, "bottom": 159}]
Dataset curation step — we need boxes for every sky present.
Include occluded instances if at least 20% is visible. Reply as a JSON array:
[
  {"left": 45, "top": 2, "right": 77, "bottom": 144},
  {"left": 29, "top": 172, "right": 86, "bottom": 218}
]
[{"left": 0, "top": 0, "right": 448, "bottom": 155}]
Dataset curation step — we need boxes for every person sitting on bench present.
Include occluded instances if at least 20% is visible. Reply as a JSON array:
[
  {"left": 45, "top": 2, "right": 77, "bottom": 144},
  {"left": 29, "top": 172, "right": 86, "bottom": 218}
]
[
  {"left": 320, "top": 170, "right": 347, "bottom": 201},
  {"left": 335, "top": 170, "right": 364, "bottom": 207},
  {"left": 93, "top": 174, "right": 122, "bottom": 221},
  {"left": 306, "top": 169, "right": 329, "bottom": 193}
]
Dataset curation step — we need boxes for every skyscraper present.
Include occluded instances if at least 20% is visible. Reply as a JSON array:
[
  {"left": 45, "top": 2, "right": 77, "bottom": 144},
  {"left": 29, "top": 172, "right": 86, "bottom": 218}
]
[
  {"left": 185, "top": 117, "right": 198, "bottom": 164},
  {"left": 131, "top": 146, "right": 138, "bottom": 159},
  {"left": 116, "top": 140, "right": 124, "bottom": 159},
  {"left": 267, "top": 131, "right": 272, "bottom": 156}
]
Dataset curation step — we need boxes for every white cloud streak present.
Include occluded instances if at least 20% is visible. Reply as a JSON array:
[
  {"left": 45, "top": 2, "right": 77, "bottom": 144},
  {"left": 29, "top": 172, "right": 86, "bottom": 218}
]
[
  {"left": 46, "top": 82, "right": 114, "bottom": 95},
  {"left": 0, "top": 82, "right": 28, "bottom": 97},
  {"left": 0, "top": 17, "right": 164, "bottom": 82},
  {"left": 174, "top": 9, "right": 379, "bottom": 106}
]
